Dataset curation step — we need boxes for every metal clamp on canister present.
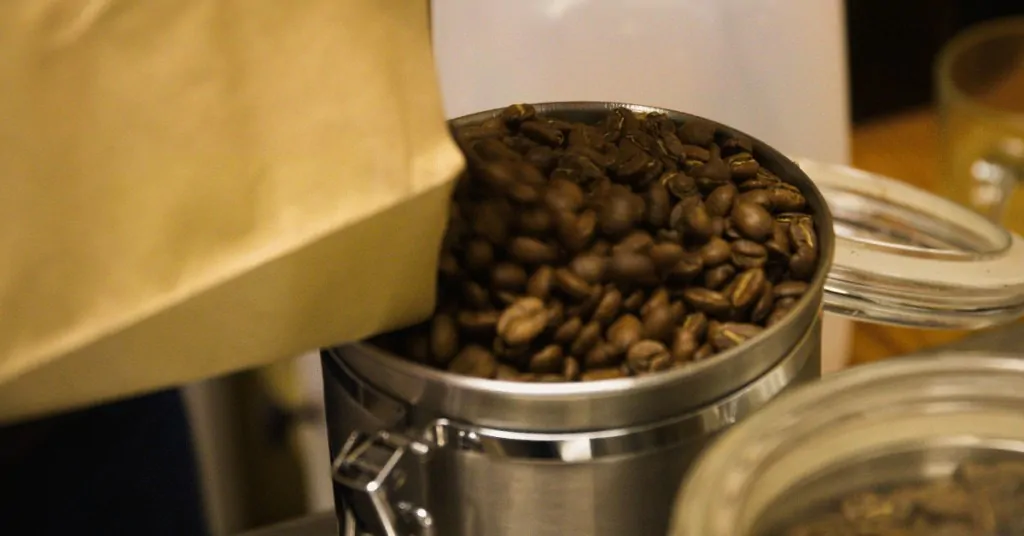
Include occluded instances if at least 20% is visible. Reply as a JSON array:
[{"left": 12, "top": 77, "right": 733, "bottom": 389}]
[{"left": 333, "top": 430, "right": 435, "bottom": 536}]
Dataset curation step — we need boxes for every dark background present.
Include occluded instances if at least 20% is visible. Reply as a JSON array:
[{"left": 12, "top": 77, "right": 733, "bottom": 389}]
[{"left": 847, "top": 0, "right": 1024, "bottom": 123}]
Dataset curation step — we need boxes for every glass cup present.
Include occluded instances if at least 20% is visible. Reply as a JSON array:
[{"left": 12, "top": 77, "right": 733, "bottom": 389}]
[{"left": 937, "top": 17, "right": 1024, "bottom": 234}]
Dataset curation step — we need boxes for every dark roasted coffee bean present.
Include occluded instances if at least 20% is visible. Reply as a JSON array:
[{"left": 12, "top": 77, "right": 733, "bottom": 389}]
[
  {"left": 788, "top": 216, "right": 816, "bottom": 251},
  {"left": 517, "top": 207, "right": 553, "bottom": 236},
  {"left": 584, "top": 343, "right": 621, "bottom": 369},
  {"left": 607, "top": 314, "right": 643, "bottom": 352},
  {"left": 709, "top": 216, "right": 726, "bottom": 238},
  {"left": 500, "top": 103, "right": 536, "bottom": 124},
  {"left": 520, "top": 120, "right": 565, "bottom": 146},
  {"left": 474, "top": 138, "right": 522, "bottom": 161},
  {"left": 692, "top": 145, "right": 731, "bottom": 184},
  {"left": 678, "top": 119, "right": 716, "bottom": 146},
  {"left": 667, "top": 251, "right": 704, "bottom": 282},
  {"left": 570, "top": 320, "right": 603, "bottom": 356},
  {"left": 765, "top": 306, "right": 793, "bottom": 328},
  {"left": 475, "top": 161, "right": 518, "bottom": 191},
  {"left": 731, "top": 239, "right": 769, "bottom": 269},
  {"left": 589, "top": 240, "right": 612, "bottom": 256},
  {"left": 491, "top": 262, "right": 528, "bottom": 291},
  {"left": 662, "top": 171, "right": 698, "bottom": 199},
  {"left": 430, "top": 314, "right": 460, "bottom": 365},
  {"left": 768, "top": 183, "right": 806, "bottom": 212},
  {"left": 710, "top": 323, "right": 764, "bottom": 351},
  {"left": 683, "top": 288, "right": 731, "bottom": 317},
  {"left": 562, "top": 357, "right": 581, "bottom": 381},
  {"left": 682, "top": 198, "right": 714, "bottom": 242},
  {"left": 704, "top": 264, "right": 736, "bottom": 290},
  {"left": 463, "top": 240, "right": 494, "bottom": 272},
  {"left": 524, "top": 145, "right": 558, "bottom": 172},
  {"left": 599, "top": 188, "right": 640, "bottom": 238},
  {"left": 529, "top": 345, "right": 564, "bottom": 374},
  {"left": 751, "top": 282, "right": 775, "bottom": 324},
  {"left": 671, "top": 330, "right": 699, "bottom": 363},
  {"left": 766, "top": 221, "right": 792, "bottom": 259},
  {"left": 438, "top": 253, "right": 461, "bottom": 279},
  {"left": 641, "top": 288, "right": 670, "bottom": 317},
  {"left": 558, "top": 153, "right": 605, "bottom": 181},
  {"left": 496, "top": 364, "right": 521, "bottom": 381},
  {"left": 730, "top": 268, "right": 767, "bottom": 310},
  {"left": 609, "top": 252, "right": 658, "bottom": 286},
  {"left": 627, "top": 340, "right": 673, "bottom": 373},
  {"left": 461, "top": 281, "right": 492, "bottom": 309},
  {"left": 497, "top": 297, "right": 548, "bottom": 345},
  {"left": 448, "top": 345, "right": 499, "bottom": 378},
  {"left": 737, "top": 188, "right": 772, "bottom": 210},
  {"left": 681, "top": 312, "right": 709, "bottom": 339},
  {"left": 526, "top": 266, "right": 554, "bottom": 299},
  {"left": 567, "top": 254, "right": 607, "bottom": 285},
  {"left": 705, "top": 183, "right": 737, "bottom": 217},
  {"left": 457, "top": 310, "right": 500, "bottom": 336},
  {"left": 774, "top": 281, "right": 810, "bottom": 299},
  {"left": 693, "top": 343, "right": 716, "bottom": 361},
  {"left": 506, "top": 181, "right": 541, "bottom": 204},
  {"left": 731, "top": 201, "right": 773, "bottom": 242},
  {"left": 661, "top": 130, "right": 688, "bottom": 159},
  {"left": 644, "top": 182, "right": 671, "bottom": 227},
  {"left": 789, "top": 247, "right": 817, "bottom": 281},
  {"left": 581, "top": 368, "right": 626, "bottom": 381},
  {"left": 612, "top": 231, "right": 655, "bottom": 256},
  {"left": 554, "top": 317, "right": 583, "bottom": 345},
  {"left": 700, "top": 236, "right": 732, "bottom": 267},
  {"left": 719, "top": 135, "right": 753, "bottom": 155},
  {"left": 622, "top": 290, "right": 646, "bottom": 312},
  {"left": 592, "top": 288, "right": 623, "bottom": 325},
  {"left": 650, "top": 242, "right": 685, "bottom": 273},
  {"left": 554, "top": 268, "right": 594, "bottom": 300},
  {"left": 726, "top": 152, "right": 759, "bottom": 179},
  {"left": 545, "top": 178, "right": 585, "bottom": 213},
  {"left": 509, "top": 236, "right": 559, "bottom": 264},
  {"left": 642, "top": 304, "right": 677, "bottom": 342},
  {"left": 473, "top": 204, "right": 511, "bottom": 245},
  {"left": 556, "top": 209, "right": 597, "bottom": 253},
  {"left": 679, "top": 144, "right": 711, "bottom": 162},
  {"left": 546, "top": 301, "right": 566, "bottom": 328}
]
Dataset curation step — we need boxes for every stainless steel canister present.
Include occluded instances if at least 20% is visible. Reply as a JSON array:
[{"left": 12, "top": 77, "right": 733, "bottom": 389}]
[
  {"left": 324, "top": 102, "right": 1024, "bottom": 536},
  {"left": 671, "top": 353, "right": 1024, "bottom": 536}
]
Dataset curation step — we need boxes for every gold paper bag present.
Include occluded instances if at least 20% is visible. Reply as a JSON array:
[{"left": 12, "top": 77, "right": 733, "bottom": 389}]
[{"left": 0, "top": 0, "right": 463, "bottom": 422}]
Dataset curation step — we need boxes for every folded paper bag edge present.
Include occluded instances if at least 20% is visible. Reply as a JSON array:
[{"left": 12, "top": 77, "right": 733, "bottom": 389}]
[{"left": 0, "top": 176, "right": 458, "bottom": 424}]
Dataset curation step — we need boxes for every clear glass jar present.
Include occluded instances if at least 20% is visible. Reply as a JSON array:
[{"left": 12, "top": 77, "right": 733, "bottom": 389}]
[{"left": 671, "top": 353, "right": 1024, "bottom": 536}]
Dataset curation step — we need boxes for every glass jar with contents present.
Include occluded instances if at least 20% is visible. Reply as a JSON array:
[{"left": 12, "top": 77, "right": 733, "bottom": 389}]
[{"left": 671, "top": 353, "right": 1024, "bottom": 536}]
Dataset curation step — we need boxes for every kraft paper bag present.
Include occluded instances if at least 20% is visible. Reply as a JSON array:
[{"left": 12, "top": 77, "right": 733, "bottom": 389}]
[{"left": 0, "top": 0, "right": 464, "bottom": 423}]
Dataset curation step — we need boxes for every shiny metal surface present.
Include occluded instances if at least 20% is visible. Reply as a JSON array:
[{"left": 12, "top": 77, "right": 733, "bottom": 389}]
[
  {"left": 326, "top": 317, "right": 820, "bottom": 536},
  {"left": 337, "top": 102, "right": 835, "bottom": 432}
]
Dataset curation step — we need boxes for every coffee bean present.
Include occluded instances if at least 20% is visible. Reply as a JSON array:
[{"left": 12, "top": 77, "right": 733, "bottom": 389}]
[
  {"left": 592, "top": 288, "right": 623, "bottom": 325},
  {"left": 641, "top": 288, "right": 670, "bottom": 316},
  {"left": 521, "top": 120, "right": 565, "bottom": 147},
  {"left": 546, "top": 301, "right": 566, "bottom": 328},
  {"left": 600, "top": 188, "right": 640, "bottom": 238},
  {"left": 509, "top": 236, "right": 559, "bottom": 264},
  {"left": 731, "top": 239, "right": 769, "bottom": 269},
  {"left": 645, "top": 182, "right": 671, "bottom": 227},
  {"left": 704, "top": 264, "right": 736, "bottom": 290},
  {"left": 430, "top": 314, "right": 460, "bottom": 365},
  {"left": 526, "top": 266, "right": 554, "bottom": 299},
  {"left": 609, "top": 252, "right": 658, "bottom": 286},
  {"left": 683, "top": 288, "right": 731, "bottom": 317},
  {"left": 731, "top": 202, "right": 773, "bottom": 242},
  {"left": 710, "top": 323, "right": 764, "bottom": 352},
  {"left": 500, "top": 103, "right": 536, "bottom": 124},
  {"left": 730, "top": 268, "right": 767, "bottom": 310},
  {"left": 775, "top": 281, "right": 809, "bottom": 299},
  {"left": 788, "top": 216, "right": 817, "bottom": 251},
  {"left": 789, "top": 247, "right": 817, "bottom": 281},
  {"left": 627, "top": 340, "right": 672, "bottom": 373},
  {"left": 556, "top": 209, "right": 597, "bottom": 253},
  {"left": 671, "top": 330, "right": 699, "bottom": 362},
  {"left": 726, "top": 152, "right": 759, "bottom": 179},
  {"left": 680, "top": 144, "right": 711, "bottom": 162},
  {"left": 622, "top": 290, "right": 646, "bottom": 312},
  {"left": 497, "top": 297, "right": 548, "bottom": 346},
  {"left": 667, "top": 252, "right": 704, "bottom": 282},
  {"left": 692, "top": 146, "right": 731, "bottom": 185},
  {"left": 554, "top": 268, "right": 593, "bottom": 299},
  {"left": 462, "top": 281, "right": 492, "bottom": 309},
  {"left": 457, "top": 310, "right": 500, "bottom": 336},
  {"left": 642, "top": 303, "right": 677, "bottom": 342},
  {"left": 768, "top": 184, "right": 806, "bottom": 212},
  {"left": 584, "top": 343, "right": 621, "bottom": 369},
  {"left": 529, "top": 345, "right": 565, "bottom": 374},
  {"left": 705, "top": 183, "right": 737, "bottom": 217},
  {"left": 448, "top": 345, "right": 499, "bottom": 378},
  {"left": 570, "top": 320, "right": 603, "bottom": 356},
  {"left": 751, "top": 282, "right": 775, "bottom": 324},
  {"left": 677, "top": 119, "right": 716, "bottom": 147},
  {"left": 612, "top": 231, "right": 655, "bottom": 256},
  {"left": 766, "top": 221, "right": 792, "bottom": 260},
  {"left": 474, "top": 138, "right": 522, "bottom": 162},
  {"left": 650, "top": 242, "right": 685, "bottom": 273},
  {"left": 700, "top": 237, "right": 732, "bottom": 267},
  {"left": 473, "top": 205, "right": 511, "bottom": 245},
  {"left": 607, "top": 314, "right": 643, "bottom": 352},
  {"left": 738, "top": 188, "right": 772, "bottom": 210},
  {"left": 491, "top": 262, "right": 528, "bottom": 291},
  {"left": 568, "top": 254, "right": 608, "bottom": 284},
  {"left": 562, "top": 357, "right": 581, "bottom": 380},
  {"left": 681, "top": 198, "right": 714, "bottom": 242},
  {"left": 693, "top": 343, "right": 716, "bottom": 361},
  {"left": 581, "top": 368, "right": 627, "bottom": 381},
  {"left": 663, "top": 171, "right": 698, "bottom": 199},
  {"left": 554, "top": 317, "right": 583, "bottom": 345},
  {"left": 681, "top": 312, "right": 709, "bottom": 339},
  {"left": 496, "top": 364, "right": 521, "bottom": 380}
]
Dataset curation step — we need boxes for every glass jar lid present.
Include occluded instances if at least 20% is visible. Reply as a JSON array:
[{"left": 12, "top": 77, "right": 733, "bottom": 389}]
[{"left": 797, "top": 159, "right": 1024, "bottom": 329}]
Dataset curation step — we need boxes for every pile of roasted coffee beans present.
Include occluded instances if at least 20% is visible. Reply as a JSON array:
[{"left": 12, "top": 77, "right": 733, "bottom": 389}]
[
  {"left": 371, "top": 104, "right": 818, "bottom": 382},
  {"left": 778, "top": 459, "right": 1024, "bottom": 536}
]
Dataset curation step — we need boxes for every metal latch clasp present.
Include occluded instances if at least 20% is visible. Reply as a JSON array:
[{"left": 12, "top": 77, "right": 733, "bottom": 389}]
[{"left": 333, "top": 430, "right": 435, "bottom": 536}]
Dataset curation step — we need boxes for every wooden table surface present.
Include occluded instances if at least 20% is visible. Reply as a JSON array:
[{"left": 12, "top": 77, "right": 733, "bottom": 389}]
[{"left": 848, "top": 108, "right": 996, "bottom": 365}]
